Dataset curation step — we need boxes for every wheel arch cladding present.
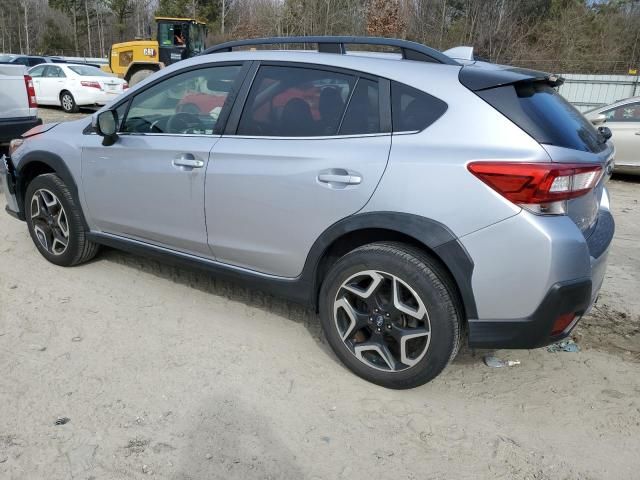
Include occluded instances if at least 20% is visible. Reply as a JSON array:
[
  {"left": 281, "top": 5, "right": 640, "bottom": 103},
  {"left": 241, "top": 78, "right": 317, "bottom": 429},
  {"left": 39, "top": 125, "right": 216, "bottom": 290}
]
[
  {"left": 307, "top": 212, "right": 477, "bottom": 320},
  {"left": 15, "top": 151, "right": 86, "bottom": 228}
]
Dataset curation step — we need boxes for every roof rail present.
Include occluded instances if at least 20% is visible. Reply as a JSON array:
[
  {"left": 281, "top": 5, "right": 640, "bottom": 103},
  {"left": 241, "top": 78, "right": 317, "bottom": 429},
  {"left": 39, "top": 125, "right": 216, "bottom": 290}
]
[{"left": 202, "top": 36, "right": 460, "bottom": 66}]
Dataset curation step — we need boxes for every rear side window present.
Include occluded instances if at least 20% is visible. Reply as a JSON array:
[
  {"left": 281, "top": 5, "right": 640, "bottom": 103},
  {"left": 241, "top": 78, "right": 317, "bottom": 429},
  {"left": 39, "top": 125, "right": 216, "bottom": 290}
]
[
  {"left": 237, "top": 66, "right": 356, "bottom": 137},
  {"left": 477, "top": 83, "right": 605, "bottom": 153},
  {"left": 339, "top": 78, "right": 381, "bottom": 135},
  {"left": 391, "top": 81, "right": 448, "bottom": 132}
]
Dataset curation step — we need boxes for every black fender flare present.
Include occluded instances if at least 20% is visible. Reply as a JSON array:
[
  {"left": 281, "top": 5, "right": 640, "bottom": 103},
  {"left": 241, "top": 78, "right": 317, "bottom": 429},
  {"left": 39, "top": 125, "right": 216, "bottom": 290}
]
[
  {"left": 14, "top": 150, "right": 85, "bottom": 227},
  {"left": 301, "top": 212, "right": 478, "bottom": 319}
]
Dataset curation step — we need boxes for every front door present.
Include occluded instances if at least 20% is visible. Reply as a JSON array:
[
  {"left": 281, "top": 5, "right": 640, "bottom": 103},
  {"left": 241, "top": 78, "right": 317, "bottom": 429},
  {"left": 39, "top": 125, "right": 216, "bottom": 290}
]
[
  {"left": 81, "top": 63, "right": 245, "bottom": 256},
  {"left": 206, "top": 64, "right": 392, "bottom": 277}
]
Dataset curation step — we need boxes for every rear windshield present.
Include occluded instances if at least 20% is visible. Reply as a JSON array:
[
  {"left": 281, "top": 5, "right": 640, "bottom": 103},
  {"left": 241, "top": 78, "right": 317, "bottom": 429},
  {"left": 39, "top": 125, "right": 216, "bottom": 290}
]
[
  {"left": 477, "top": 82, "right": 605, "bottom": 153},
  {"left": 68, "top": 65, "right": 111, "bottom": 77}
]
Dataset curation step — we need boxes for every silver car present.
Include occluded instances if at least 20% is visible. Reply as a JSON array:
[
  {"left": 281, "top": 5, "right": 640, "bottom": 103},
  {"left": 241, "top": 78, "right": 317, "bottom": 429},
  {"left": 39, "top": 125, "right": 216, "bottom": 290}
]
[
  {"left": 1, "top": 37, "right": 615, "bottom": 389},
  {"left": 586, "top": 96, "right": 640, "bottom": 175}
]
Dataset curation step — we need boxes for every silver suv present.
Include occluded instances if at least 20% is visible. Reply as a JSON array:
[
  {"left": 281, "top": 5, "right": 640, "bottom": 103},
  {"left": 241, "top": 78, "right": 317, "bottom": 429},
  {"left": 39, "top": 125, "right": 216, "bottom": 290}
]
[{"left": 1, "top": 37, "right": 615, "bottom": 389}]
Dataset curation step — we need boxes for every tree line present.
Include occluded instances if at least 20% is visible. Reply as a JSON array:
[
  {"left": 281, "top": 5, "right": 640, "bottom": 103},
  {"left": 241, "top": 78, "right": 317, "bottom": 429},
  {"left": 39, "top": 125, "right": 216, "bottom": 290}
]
[{"left": 1, "top": 0, "right": 639, "bottom": 74}]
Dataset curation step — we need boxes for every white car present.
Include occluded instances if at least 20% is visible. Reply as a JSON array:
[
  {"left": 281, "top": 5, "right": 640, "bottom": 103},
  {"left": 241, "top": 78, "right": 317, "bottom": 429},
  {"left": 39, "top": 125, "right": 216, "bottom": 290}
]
[
  {"left": 587, "top": 96, "right": 640, "bottom": 175},
  {"left": 27, "top": 63, "right": 128, "bottom": 113}
]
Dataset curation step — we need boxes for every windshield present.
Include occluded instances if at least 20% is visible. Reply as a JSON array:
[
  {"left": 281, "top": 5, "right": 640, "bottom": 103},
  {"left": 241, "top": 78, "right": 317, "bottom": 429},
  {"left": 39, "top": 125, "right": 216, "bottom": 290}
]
[
  {"left": 68, "top": 65, "right": 111, "bottom": 77},
  {"left": 189, "top": 24, "right": 206, "bottom": 54},
  {"left": 0, "top": 55, "right": 15, "bottom": 62}
]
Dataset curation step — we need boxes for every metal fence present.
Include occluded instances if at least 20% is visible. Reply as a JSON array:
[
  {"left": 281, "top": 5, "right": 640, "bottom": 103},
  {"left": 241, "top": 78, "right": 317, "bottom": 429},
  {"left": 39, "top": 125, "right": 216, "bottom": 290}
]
[{"left": 558, "top": 74, "right": 640, "bottom": 112}]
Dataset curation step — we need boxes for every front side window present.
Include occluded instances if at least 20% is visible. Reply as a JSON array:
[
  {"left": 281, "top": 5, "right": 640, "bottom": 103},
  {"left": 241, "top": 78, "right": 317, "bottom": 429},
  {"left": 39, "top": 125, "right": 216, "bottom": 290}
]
[
  {"left": 604, "top": 102, "right": 640, "bottom": 122},
  {"left": 237, "top": 66, "right": 357, "bottom": 137},
  {"left": 122, "top": 65, "right": 242, "bottom": 135}
]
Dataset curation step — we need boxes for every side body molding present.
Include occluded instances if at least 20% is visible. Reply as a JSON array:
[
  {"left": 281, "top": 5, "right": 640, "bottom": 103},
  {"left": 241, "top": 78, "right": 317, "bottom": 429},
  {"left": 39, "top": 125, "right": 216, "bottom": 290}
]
[{"left": 86, "top": 211, "right": 479, "bottom": 317}]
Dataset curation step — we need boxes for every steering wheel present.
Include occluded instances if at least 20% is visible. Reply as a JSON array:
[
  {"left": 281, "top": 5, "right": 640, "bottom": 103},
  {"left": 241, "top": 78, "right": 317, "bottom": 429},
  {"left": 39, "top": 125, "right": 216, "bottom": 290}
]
[{"left": 166, "top": 112, "right": 203, "bottom": 134}]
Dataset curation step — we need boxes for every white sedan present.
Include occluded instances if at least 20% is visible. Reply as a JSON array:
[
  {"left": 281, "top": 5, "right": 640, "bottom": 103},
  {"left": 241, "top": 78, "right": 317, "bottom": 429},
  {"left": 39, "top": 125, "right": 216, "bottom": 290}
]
[
  {"left": 27, "top": 63, "right": 128, "bottom": 113},
  {"left": 586, "top": 96, "right": 640, "bottom": 175}
]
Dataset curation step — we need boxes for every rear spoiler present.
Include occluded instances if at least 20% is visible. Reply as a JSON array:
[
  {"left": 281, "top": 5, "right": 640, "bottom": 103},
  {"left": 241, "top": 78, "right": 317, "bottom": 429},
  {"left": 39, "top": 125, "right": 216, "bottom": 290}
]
[
  {"left": 443, "top": 46, "right": 474, "bottom": 62},
  {"left": 460, "top": 63, "right": 564, "bottom": 91}
]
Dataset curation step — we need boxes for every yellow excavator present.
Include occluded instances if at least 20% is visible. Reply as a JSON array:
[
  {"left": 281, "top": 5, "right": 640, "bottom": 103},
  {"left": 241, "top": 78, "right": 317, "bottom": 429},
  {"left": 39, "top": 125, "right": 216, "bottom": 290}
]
[{"left": 102, "top": 17, "right": 208, "bottom": 86}]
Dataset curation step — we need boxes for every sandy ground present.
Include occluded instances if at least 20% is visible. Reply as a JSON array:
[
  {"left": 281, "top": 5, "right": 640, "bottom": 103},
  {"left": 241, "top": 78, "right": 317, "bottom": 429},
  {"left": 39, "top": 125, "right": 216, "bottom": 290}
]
[{"left": 0, "top": 107, "right": 639, "bottom": 479}]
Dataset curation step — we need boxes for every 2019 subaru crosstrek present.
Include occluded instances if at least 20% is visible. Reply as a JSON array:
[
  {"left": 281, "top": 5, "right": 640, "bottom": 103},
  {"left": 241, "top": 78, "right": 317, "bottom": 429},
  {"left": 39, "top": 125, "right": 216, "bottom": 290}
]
[{"left": 1, "top": 37, "right": 615, "bottom": 389}]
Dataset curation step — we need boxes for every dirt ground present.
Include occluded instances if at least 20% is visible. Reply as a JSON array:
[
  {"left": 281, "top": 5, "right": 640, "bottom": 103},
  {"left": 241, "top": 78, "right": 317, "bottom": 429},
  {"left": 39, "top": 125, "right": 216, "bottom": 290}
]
[{"left": 1, "top": 107, "right": 639, "bottom": 479}]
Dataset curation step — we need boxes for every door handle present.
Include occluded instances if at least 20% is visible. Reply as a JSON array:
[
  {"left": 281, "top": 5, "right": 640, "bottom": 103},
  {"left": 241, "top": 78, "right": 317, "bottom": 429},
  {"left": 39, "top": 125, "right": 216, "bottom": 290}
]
[
  {"left": 317, "top": 170, "right": 362, "bottom": 186},
  {"left": 635, "top": 131, "right": 640, "bottom": 136},
  {"left": 173, "top": 154, "right": 204, "bottom": 168}
]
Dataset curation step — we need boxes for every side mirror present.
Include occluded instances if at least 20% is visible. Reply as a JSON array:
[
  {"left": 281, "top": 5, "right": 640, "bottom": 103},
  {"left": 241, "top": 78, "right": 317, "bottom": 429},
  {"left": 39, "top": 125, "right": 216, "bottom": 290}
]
[
  {"left": 93, "top": 110, "right": 119, "bottom": 146},
  {"left": 598, "top": 126, "right": 612, "bottom": 141}
]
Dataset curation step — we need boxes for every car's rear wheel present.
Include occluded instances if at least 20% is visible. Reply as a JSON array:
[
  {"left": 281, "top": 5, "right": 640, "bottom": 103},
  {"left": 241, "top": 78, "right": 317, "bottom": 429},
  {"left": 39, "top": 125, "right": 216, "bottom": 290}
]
[
  {"left": 319, "top": 242, "right": 462, "bottom": 389},
  {"left": 25, "top": 173, "right": 99, "bottom": 266},
  {"left": 60, "top": 91, "right": 78, "bottom": 113}
]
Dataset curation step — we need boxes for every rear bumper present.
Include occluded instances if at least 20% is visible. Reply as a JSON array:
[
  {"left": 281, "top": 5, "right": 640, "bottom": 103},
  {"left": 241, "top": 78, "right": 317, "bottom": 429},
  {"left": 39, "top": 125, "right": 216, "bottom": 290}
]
[
  {"left": 1, "top": 155, "right": 21, "bottom": 219},
  {"left": 468, "top": 279, "right": 592, "bottom": 349},
  {"left": 0, "top": 116, "right": 42, "bottom": 144},
  {"left": 75, "top": 89, "right": 122, "bottom": 106},
  {"left": 467, "top": 207, "right": 614, "bottom": 349}
]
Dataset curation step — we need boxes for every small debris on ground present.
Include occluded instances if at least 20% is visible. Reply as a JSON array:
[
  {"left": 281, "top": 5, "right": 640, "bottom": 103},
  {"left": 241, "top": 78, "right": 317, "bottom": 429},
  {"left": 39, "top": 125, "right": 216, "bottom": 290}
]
[
  {"left": 8, "top": 284, "right": 17, "bottom": 289},
  {"left": 54, "top": 417, "right": 70, "bottom": 426},
  {"left": 547, "top": 339, "right": 580, "bottom": 353},
  {"left": 29, "top": 344, "right": 47, "bottom": 352},
  {"left": 483, "top": 355, "right": 521, "bottom": 368},
  {"left": 71, "top": 336, "right": 82, "bottom": 342}
]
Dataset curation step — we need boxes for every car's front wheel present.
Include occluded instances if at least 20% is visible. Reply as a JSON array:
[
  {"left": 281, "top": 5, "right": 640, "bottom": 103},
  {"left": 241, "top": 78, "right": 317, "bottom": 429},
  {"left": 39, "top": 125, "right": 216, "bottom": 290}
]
[
  {"left": 25, "top": 173, "right": 99, "bottom": 266},
  {"left": 319, "top": 242, "right": 462, "bottom": 389}
]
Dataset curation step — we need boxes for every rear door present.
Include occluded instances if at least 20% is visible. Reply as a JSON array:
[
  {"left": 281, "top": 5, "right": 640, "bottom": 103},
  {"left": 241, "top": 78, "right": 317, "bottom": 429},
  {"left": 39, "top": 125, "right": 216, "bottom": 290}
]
[
  {"left": 40, "top": 65, "right": 66, "bottom": 104},
  {"left": 205, "top": 63, "right": 391, "bottom": 277}
]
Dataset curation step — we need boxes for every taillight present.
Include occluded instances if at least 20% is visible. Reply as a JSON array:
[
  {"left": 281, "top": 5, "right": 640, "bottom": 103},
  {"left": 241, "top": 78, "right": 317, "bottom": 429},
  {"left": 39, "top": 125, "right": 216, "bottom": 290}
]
[
  {"left": 24, "top": 75, "right": 37, "bottom": 108},
  {"left": 81, "top": 81, "right": 102, "bottom": 90},
  {"left": 123, "top": 82, "right": 129, "bottom": 89},
  {"left": 467, "top": 162, "right": 602, "bottom": 214}
]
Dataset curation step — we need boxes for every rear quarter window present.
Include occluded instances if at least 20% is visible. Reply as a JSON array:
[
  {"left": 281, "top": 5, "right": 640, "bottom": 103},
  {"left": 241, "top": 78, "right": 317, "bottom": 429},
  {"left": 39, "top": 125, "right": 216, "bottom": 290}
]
[
  {"left": 391, "top": 81, "right": 448, "bottom": 132},
  {"left": 477, "top": 82, "right": 605, "bottom": 153}
]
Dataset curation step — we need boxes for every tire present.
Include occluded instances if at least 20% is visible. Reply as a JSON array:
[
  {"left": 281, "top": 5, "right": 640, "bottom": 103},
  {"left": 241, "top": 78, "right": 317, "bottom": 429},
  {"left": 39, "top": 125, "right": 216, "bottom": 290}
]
[
  {"left": 60, "top": 91, "right": 79, "bottom": 113},
  {"left": 319, "top": 242, "right": 462, "bottom": 389},
  {"left": 128, "top": 69, "right": 155, "bottom": 87},
  {"left": 25, "top": 173, "right": 99, "bottom": 267}
]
